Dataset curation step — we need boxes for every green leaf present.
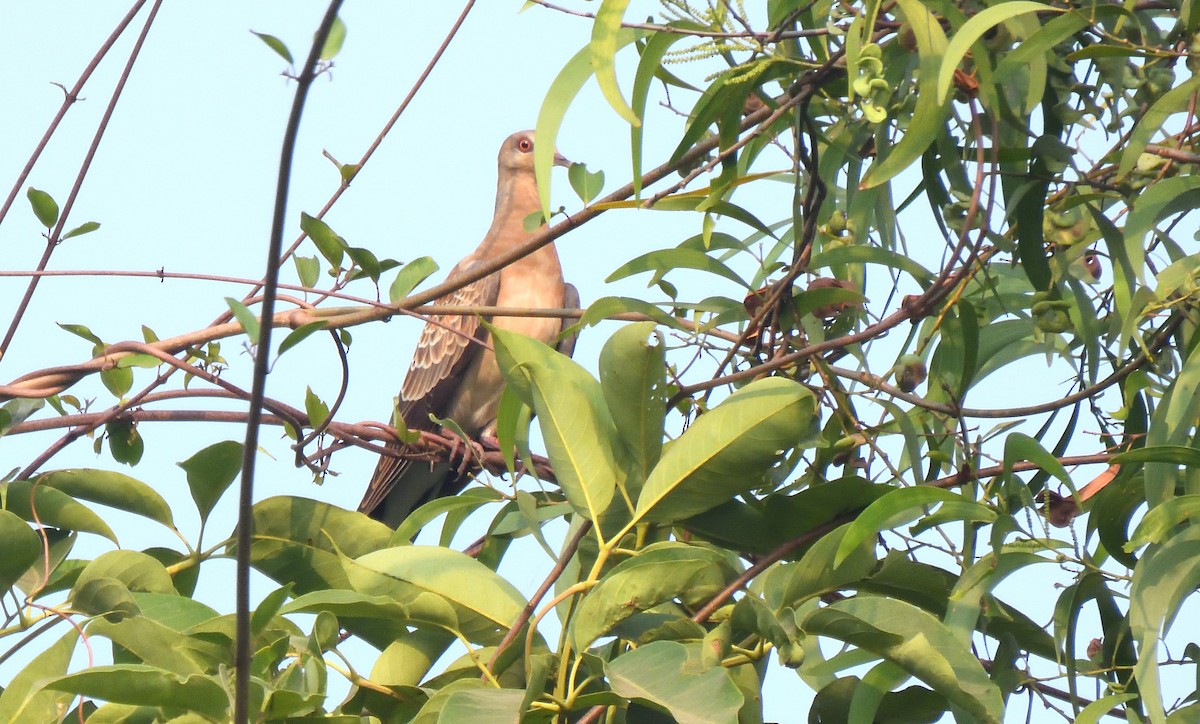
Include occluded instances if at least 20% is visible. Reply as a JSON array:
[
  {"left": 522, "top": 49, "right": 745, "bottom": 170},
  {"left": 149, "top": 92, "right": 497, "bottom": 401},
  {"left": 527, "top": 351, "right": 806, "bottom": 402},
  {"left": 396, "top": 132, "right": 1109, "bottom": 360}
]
[
  {"left": 277, "top": 320, "right": 328, "bottom": 356},
  {"left": 299, "top": 212, "right": 345, "bottom": 270},
  {"left": 344, "top": 545, "right": 527, "bottom": 642},
  {"left": 835, "top": 487, "right": 984, "bottom": 567},
  {"left": 0, "top": 629, "right": 79, "bottom": 722},
  {"left": 237, "top": 496, "right": 393, "bottom": 594},
  {"left": 590, "top": 0, "right": 640, "bottom": 126},
  {"left": 251, "top": 30, "right": 293, "bottom": 64},
  {"left": 16, "top": 529, "right": 77, "bottom": 598},
  {"left": 100, "top": 366, "right": 134, "bottom": 400},
  {"left": 438, "top": 688, "right": 525, "bottom": 723},
  {"left": 0, "top": 398, "right": 44, "bottom": 438},
  {"left": 1117, "top": 73, "right": 1200, "bottom": 178},
  {"left": 224, "top": 297, "right": 260, "bottom": 340},
  {"left": 88, "top": 610, "right": 225, "bottom": 676},
  {"left": 1113, "top": 444, "right": 1200, "bottom": 467},
  {"left": 283, "top": 588, "right": 464, "bottom": 651},
  {"left": 571, "top": 543, "right": 733, "bottom": 650},
  {"left": 578, "top": 296, "right": 688, "bottom": 330},
  {"left": 392, "top": 488, "right": 506, "bottom": 544},
  {"left": 318, "top": 15, "right": 346, "bottom": 60},
  {"left": 605, "top": 641, "right": 744, "bottom": 724},
  {"left": 994, "top": 12, "right": 1088, "bottom": 84},
  {"left": 26, "top": 186, "right": 59, "bottom": 228},
  {"left": 44, "top": 666, "right": 229, "bottom": 720},
  {"left": 58, "top": 321, "right": 103, "bottom": 349},
  {"left": 1075, "top": 694, "right": 1139, "bottom": 724},
  {"left": 0, "top": 510, "right": 41, "bottom": 590},
  {"left": 294, "top": 254, "right": 320, "bottom": 288},
  {"left": 811, "top": 244, "right": 936, "bottom": 287},
  {"left": 536, "top": 29, "right": 642, "bottom": 215},
  {"left": 762, "top": 524, "right": 878, "bottom": 610},
  {"left": 1127, "top": 494, "right": 1200, "bottom": 551},
  {"left": 346, "top": 245, "right": 381, "bottom": 282},
  {"left": 1125, "top": 177, "right": 1200, "bottom": 283},
  {"left": 304, "top": 386, "right": 330, "bottom": 428},
  {"left": 568, "top": 162, "right": 605, "bottom": 204},
  {"left": 0, "top": 480, "right": 117, "bottom": 543},
  {"left": 803, "top": 597, "right": 1004, "bottom": 722},
  {"left": 810, "top": 678, "right": 947, "bottom": 724},
  {"left": 62, "top": 221, "right": 100, "bottom": 240},
  {"left": 607, "top": 247, "right": 749, "bottom": 288},
  {"left": 596, "top": 193, "right": 775, "bottom": 239},
  {"left": 635, "top": 377, "right": 816, "bottom": 523},
  {"left": 388, "top": 256, "right": 439, "bottom": 304},
  {"left": 252, "top": 583, "right": 294, "bottom": 636},
  {"left": 35, "top": 468, "right": 173, "bottom": 527},
  {"left": 105, "top": 419, "right": 144, "bottom": 465},
  {"left": 630, "top": 21, "right": 704, "bottom": 196},
  {"left": 937, "top": 2, "right": 1056, "bottom": 106},
  {"left": 1129, "top": 524, "right": 1200, "bottom": 722},
  {"left": 71, "top": 577, "right": 140, "bottom": 621},
  {"left": 490, "top": 326, "right": 620, "bottom": 520},
  {"left": 861, "top": 0, "right": 951, "bottom": 188},
  {"left": 599, "top": 322, "right": 665, "bottom": 486},
  {"left": 115, "top": 353, "right": 160, "bottom": 369},
  {"left": 177, "top": 440, "right": 242, "bottom": 525},
  {"left": 1002, "top": 432, "right": 1074, "bottom": 490},
  {"left": 75, "top": 550, "right": 175, "bottom": 595}
]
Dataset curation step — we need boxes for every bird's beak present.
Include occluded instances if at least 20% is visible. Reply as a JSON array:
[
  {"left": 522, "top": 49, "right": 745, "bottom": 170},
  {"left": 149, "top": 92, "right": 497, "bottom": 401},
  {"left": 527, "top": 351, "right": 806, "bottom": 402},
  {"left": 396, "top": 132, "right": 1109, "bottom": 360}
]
[{"left": 553, "top": 151, "right": 572, "bottom": 168}]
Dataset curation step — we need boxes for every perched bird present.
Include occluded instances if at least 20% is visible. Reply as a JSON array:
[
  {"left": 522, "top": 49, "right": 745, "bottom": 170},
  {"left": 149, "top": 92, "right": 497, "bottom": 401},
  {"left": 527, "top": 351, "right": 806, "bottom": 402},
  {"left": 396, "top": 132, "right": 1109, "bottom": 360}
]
[{"left": 359, "top": 130, "right": 578, "bottom": 528}]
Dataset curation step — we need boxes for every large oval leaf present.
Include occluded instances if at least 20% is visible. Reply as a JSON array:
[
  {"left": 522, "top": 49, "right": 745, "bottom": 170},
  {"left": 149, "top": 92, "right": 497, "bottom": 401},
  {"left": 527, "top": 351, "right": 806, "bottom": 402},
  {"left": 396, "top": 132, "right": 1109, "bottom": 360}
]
[
  {"left": 605, "top": 641, "right": 744, "bottom": 724},
  {"left": 43, "top": 665, "right": 229, "bottom": 720},
  {"left": 803, "top": 597, "right": 1004, "bottom": 722},
  {"left": 570, "top": 542, "right": 734, "bottom": 650},
  {"left": 35, "top": 468, "right": 173, "bottom": 528},
  {"left": 634, "top": 377, "right": 816, "bottom": 524},
  {"left": 347, "top": 545, "right": 527, "bottom": 641},
  {"left": 599, "top": 322, "right": 666, "bottom": 486},
  {"left": 1, "top": 480, "right": 116, "bottom": 543},
  {"left": 0, "top": 629, "right": 79, "bottom": 722},
  {"left": 73, "top": 550, "right": 176, "bottom": 596},
  {"left": 234, "top": 496, "right": 393, "bottom": 593},
  {"left": 0, "top": 510, "right": 41, "bottom": 590},
  {"left": 491, "top": 326, "right": 620, "bottom": 520}
]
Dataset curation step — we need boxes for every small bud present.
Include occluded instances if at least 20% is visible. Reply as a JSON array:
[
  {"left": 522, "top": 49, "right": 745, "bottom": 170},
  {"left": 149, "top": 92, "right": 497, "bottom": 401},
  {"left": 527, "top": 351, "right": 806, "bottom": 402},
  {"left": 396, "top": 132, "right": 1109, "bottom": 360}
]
[
  {"left": 1083, "top": 252, "right": 1102, "bottom": 282},
  {"left": 896, "top": 354, "right": 927, "bottom": 393}
]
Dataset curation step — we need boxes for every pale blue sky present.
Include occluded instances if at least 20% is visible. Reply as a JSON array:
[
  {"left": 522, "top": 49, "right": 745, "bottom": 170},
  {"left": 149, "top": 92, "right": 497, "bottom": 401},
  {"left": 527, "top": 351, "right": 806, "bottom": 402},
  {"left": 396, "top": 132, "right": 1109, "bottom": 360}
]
[{"left": 1, "top": 3, "right": 1184, "bottom": 722}]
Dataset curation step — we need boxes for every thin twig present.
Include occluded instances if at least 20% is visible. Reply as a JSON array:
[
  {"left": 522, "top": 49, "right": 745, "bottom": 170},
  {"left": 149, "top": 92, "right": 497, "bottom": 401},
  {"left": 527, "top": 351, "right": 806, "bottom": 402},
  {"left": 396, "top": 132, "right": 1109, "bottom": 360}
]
[{"left": 0, "top": 0, "right": 163, "bottom": 360}]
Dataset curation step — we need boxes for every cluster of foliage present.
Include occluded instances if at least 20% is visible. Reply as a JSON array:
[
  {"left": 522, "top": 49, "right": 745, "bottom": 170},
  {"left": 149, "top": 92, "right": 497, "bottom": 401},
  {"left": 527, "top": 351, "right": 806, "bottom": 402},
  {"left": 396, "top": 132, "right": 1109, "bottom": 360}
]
[{"left": 4, "top": 0, "right": 1200, "bottom": 722}]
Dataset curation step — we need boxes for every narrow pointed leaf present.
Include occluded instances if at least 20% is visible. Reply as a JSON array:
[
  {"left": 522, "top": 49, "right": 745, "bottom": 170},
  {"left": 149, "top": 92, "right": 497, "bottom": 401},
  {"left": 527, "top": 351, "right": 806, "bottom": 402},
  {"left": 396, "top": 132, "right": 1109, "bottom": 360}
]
[{"left": 635, "top": 377, "right": 816, "bottom": 523}]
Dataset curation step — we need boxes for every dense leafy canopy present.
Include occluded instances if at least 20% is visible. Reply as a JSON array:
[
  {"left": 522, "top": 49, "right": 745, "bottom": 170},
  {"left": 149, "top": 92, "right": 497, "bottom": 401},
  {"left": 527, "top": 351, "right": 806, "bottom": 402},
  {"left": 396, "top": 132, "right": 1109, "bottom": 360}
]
[{"left": 3, "top": 1, "right": 1200, "bottom": 722}]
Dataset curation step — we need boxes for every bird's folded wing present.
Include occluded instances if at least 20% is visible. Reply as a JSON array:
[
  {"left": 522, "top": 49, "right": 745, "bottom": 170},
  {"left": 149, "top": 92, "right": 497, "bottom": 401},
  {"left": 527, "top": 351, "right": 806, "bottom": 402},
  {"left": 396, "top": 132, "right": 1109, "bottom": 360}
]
[
  {"left": 358, "top": 265, "right": 501, "bottom": 516},
  {"left": 555, "top": 283, "right": 581, "bottom": 359}
]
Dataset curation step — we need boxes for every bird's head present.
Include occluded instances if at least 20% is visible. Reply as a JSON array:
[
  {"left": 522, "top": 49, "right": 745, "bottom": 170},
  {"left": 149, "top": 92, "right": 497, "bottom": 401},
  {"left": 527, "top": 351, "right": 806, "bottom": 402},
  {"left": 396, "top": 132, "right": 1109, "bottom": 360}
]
[{"left": 499, "top": 130, "right": 572, "bottom": 175}]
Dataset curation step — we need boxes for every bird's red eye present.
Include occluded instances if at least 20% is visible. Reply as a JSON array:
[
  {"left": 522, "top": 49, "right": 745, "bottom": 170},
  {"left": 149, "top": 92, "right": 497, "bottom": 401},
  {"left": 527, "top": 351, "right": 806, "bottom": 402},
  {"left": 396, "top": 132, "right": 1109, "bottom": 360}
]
[{"left": 518, "top": 138, "right": 533, "bottom": 152}]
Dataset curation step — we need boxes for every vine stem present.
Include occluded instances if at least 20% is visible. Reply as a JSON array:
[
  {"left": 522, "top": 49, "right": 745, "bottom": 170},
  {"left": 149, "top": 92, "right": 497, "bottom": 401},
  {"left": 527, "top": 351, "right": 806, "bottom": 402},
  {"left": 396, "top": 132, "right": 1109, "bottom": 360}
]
[{"left": 233, "top": 5, "right": 344, "bottom": 721}]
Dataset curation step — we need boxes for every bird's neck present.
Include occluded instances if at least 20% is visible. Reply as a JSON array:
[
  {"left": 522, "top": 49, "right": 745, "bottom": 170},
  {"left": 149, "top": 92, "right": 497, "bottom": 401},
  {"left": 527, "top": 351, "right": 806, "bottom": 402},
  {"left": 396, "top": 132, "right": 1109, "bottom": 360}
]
[
  {"left": 491, "top": 171, "right": 542, "bottom": 229},
  {"left": 479, "top": 172, "right": 558, "bottom": 269}
]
